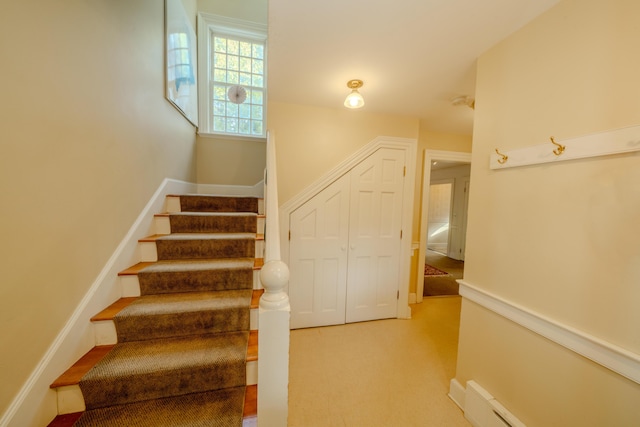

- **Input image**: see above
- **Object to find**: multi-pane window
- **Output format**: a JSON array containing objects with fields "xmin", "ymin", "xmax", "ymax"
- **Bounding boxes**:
[{"xmin": 211, "ymin": 34, "xmax": 265, "ymax": 137}]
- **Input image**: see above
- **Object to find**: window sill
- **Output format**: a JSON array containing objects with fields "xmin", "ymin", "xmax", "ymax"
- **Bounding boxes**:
[{"xmin": 197, "ymin": 132, "xmax": 267, "ymax": 143}]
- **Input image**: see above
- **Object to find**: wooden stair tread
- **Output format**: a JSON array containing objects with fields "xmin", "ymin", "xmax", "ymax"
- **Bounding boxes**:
[
  {"xmin": 251, "ymin": 289, "xmax": 264, "ymax": 309},
  {"xmin": 93, "ymin": 290, "xmax": 263, "ymax": 321},
  {"xmin": 140, "ymin": 233, "xmax": 260, "ymax": 242},
  {"xmin": 118, "ymin": 262, "xmax": 154, "ymax": 276},
  {"xmin": 248, "ymin": 330, "xmax": 258, "ymax": 362},
  {"xmin": 50, "ymin": 345, "xmax": 114, "ymax": 388},
  {"xmin": 51, "ymin": 331, "xmax": 258, "ymax": 388},
  {"xmin": 47, "ymin": 385, "xmax": 258, "ymax": 426},
  {"xmin": 121, "ymin": 258, "xmax": 263, "ymax": 276},
  {"xmin": 138, "ymin": 234, "xmax": 164, "ymax": 242},
  {"xmin": 244, "ymin": 384, "xmax": 257, "ymax": 418},
  {"xmin": 90, "ymin": 297, "xmax": 136, "ymax": 321}
]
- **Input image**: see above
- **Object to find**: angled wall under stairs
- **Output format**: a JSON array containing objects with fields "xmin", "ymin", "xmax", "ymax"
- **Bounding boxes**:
[{"xmin": 48, "ymin": 195, "xmax": 265, "ymax": 427}]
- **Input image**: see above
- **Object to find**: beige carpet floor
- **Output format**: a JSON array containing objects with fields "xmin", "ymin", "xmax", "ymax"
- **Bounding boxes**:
[{"xmin": 288, "ymin": 297, "xmax": 470, "ymax": 426}]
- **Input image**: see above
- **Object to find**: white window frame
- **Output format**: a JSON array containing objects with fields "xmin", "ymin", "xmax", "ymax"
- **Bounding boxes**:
[{"xmin": 197, "ymin": 13, "xmax": 267, "ymax": 139}]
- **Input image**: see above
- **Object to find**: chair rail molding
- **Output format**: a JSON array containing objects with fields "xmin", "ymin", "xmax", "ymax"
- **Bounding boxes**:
[{"xmin": 459, "ymin": 280, "xmax": 640, "ymax": 385}]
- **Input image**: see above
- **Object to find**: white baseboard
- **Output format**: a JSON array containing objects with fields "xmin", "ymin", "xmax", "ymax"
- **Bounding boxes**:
[
  {"xmin": 449, "ymin": 379, "xmax": 526, "ymax": 427},
  {"xmin": 196, "ymin": 181, "xmax": 264, "ymax": 197},
  {"xmin": 458, "ymin": 280, "xmax": 640, "ymax": 385},
  {"xmin": 0, "ymin": 179, "xmax": 196, "ymax": 427},
  {"xmin": 448, "ymin": 378, "xmax": 466, "ymax": 410},
  {"xmin": 408, "ymin": 293, "xmax": 417, "ymax": 304}
]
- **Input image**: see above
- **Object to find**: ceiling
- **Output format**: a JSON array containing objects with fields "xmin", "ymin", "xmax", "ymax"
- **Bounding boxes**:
[{"xmin": 268, "ymin": 0, "xmax": 560, "ymax": 135}]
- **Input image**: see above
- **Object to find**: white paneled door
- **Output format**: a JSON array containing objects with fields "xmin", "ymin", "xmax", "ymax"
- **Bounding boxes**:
[
  {"xmin": 346, "ymin": 148, "xmax": 405, "ymax": 323},
  {"xmin": 289, "ymin": 148, "xmax": 405, "ymax": 328},
  {"xmin": 289, "ymin": 176, "xmax": 350, "ymax": 328}
]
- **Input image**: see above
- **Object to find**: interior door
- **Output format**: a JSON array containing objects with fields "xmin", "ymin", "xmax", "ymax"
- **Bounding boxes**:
[
  {"xmin": 289, "ymin": 175, "xmax": 350, "ymax": 328},
  {"xmin": 346, "ymin": 148, "xmax": 405, "ymax": 323}
]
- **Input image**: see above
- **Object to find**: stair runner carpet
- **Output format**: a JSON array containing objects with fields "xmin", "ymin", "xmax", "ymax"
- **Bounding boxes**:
[{"xmin": 72, "ymin": 195, "xmax": 259, "ymax": 426}]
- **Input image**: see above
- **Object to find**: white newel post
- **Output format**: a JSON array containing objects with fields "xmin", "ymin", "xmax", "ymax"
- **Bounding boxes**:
[{"xmin": 258, "ymin": 132, "xmax": 290, "ymax": 426}]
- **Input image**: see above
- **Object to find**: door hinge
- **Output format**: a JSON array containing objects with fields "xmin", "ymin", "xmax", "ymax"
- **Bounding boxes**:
[
  {"xmin": 400, "ymin": 230, "xmax": 403, "ymax": 239},
  {"xmin": 403, "ymin": 166, "xmax": 406, "ymax": 177},
  {"xmin": 397, "ymin": 290, "xmax": 400, "ymax": 300},
  {"xmin": 288, "ymin": 230, "xmax": 291, "ymax": 240}
]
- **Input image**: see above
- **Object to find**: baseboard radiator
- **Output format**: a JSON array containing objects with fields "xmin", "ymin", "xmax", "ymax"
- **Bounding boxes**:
[{"xmin": 464, "ymin": 381, "xmax": 526, "ymax": 427}]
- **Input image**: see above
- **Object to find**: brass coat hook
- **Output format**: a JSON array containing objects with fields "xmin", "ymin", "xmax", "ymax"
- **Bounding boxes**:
[
  {"xmin": 495, "ymin": 148, "xmax": 508, "ymax": 164},
  {"xmin": 550, "ymin": 136, "xmax": 565, "ymax": 156}
]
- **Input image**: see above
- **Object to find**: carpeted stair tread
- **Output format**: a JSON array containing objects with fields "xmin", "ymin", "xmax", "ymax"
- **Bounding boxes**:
[
  {"xmin": 155, "ymin": 234, "xmax": 255, "ymax": 260},
  {"xmin": 47, "ymin": 385, "xmax": 258, "ymax": 427},
  {"xmin": 137, "ymin": 258, "xmax": 254, "ymax": 294},
  {"xmin": 114, "ymin": 290, "xmax": 252, "ymax": 342},
  {"xmin": 179, "ymin": 195, "xmax": 259, "ymax": 213},
  {"xmin": 79, "ymin": 332, "xmax": 248, "ymax": 409},
  {"xmin": 168, "ymin": 212, "xmax": 258, "ymax": 234},
  {"xmin": 51, "ymin": 331, "xmax": 258, "ymax": 389},
  {"xmin": 74, "ymin": 386, "xmax": 246, "ymax": 427}
]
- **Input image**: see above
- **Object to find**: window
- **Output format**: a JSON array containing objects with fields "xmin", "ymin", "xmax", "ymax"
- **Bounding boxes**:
[{"xmin": 198, "ymin": 14, "xmax": 267, "ymax": 138}]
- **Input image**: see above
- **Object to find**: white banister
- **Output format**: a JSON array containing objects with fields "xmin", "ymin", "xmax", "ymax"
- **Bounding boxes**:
[{"xmin": 258, "ymin": 131, "xmax": 290, "ymax": 426}]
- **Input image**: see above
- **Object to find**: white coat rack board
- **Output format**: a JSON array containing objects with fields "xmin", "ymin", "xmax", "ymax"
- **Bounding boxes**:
[{"xmin": 490, "ymin": 124, "xmax": 640, "ymax": 170}]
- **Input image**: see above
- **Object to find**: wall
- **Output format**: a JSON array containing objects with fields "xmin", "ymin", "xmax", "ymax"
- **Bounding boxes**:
[
  {"xmin": 268, "ymin": 101, "xmax": 420, "ymax": 204},
  {"xmin": 456, "ymin": 0, "xmax": 640, "ymax": 425},
  {"xmin": 196, "ymin": 0, "xmax": 268, "ymax": 187},
  {"xmin": 0, "ymin": 1, "xmax": 196, "ymax": 425}
]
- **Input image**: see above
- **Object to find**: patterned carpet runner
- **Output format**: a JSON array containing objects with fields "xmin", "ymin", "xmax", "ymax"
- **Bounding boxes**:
[{"xmin": 74, "ymin": 195, "xmax": 259, "ymax": 426}]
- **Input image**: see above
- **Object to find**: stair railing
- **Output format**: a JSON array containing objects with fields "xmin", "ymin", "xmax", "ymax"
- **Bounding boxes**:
[{"xmin": 258, "ymin": 131, "xmax": 290, "ymax": 426}]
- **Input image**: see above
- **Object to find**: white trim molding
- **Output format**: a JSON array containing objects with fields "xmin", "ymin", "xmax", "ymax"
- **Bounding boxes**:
[
  {"xmin": 416, "ymin": 150, "xmax": 472, "ymax": 302},
  {"xmin": 458, "ymin": 280, "xmax": 640, "ymax": 385}
]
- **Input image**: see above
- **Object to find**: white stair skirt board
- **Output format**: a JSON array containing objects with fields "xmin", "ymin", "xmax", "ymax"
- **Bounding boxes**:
[
  {"xmin": 0, "ymin": 179, "xmax": 198, "ymax": 427},
  {"xmin": 459, "ymin": 281, "xmax": 640, "ymax": 385},
  {"xmin": 55, "ymin": 361, "xmax": 258, "ymax": 415}
]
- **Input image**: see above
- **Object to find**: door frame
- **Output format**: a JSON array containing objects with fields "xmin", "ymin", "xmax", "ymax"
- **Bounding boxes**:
[
  {"xmin": 416, "ymin": 150, "xmax": 472, "ymax": 303},
  {"xmin": 280, "ymin": 136, "xmax": 417, "ymax": 320}
]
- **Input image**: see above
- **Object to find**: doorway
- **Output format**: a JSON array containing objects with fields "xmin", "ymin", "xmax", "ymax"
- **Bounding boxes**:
[{"xmin": 416, "ymin": 150, "xmax": 472, "ymax": 303}]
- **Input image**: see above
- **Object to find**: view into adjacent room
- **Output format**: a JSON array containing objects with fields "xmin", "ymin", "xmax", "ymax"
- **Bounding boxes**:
[{"xmin": 424, "ymin": 161, "xmax": 470, "ymax": 297}]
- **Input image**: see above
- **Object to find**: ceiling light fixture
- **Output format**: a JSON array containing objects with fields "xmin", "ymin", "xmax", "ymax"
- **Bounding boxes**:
[
  {"xmin": 344, "ymin": 79, "xmax": 365, "ymax": 109},
  {"xmin": 450, "ymin": 95, "xmax": 475, "ymax": 109}
]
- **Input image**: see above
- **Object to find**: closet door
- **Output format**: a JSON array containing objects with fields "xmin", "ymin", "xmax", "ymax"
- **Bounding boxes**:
[
  {"xmin": 346, "ymin": 148, "xmax": 405, "ymax": 323},
  {"xmin": 289, "ymin": 175, "xmax": 350, "ymax": 328}
]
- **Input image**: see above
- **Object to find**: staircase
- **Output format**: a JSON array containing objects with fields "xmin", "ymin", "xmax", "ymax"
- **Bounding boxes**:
[{"xmin": 48, "ymin": 195, "xmax": 265, "ymax": 427}]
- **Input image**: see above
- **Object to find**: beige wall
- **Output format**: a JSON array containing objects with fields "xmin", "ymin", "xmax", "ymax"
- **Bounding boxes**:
[
  {"xmin": 195, "ymin": 0, "xmax": 267, "ymax": 186},
  {"xmin": 268, "ymin": 101, "xmax": 420, "ymax": 204},
  {"xmin": 197, "ymin": 0, "xmax": 267, "ymax": 24},
  {"xmin": 197, "ymin": 136, "xmax": 266, "ymax": 185},
  {"xmin": 457, "ymin": 0, "xmax": 640, "ymax": 425},
  {"xmin": 0, "ymin": 0, "xmax": 196, "ymax": 422}
]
